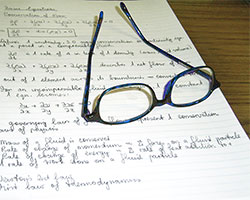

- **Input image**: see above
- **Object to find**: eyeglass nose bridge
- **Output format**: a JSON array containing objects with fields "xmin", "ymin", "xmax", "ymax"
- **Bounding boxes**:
[{"xmin": 163, "ymin": 79, "xmax": 173, "ymax": 99}]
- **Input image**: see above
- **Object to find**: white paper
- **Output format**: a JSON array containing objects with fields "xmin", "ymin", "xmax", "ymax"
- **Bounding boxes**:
[{"xmin": 0, "ymin": 0, "xmax": 250, "ymax": 199}]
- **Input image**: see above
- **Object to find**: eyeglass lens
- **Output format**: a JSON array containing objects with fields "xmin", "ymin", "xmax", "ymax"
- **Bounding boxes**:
[
  {"xmin": 99, "ymin": 85, "xmax": 154, "ymax": 123},
  {"xmin": 171, "ymin": 67, "xmax": 213, "ymax": 105}
]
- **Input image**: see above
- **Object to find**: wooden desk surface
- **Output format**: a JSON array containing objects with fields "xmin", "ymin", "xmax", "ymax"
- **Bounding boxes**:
[{"xmin": 168, "ymin": 0, "xmax": 250, "ymax": 137}]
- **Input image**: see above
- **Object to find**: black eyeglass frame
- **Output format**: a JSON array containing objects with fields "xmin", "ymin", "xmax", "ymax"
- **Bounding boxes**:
[{"xmin": 81, "ymin": 2, "xmax": 220, "ymax": 125}]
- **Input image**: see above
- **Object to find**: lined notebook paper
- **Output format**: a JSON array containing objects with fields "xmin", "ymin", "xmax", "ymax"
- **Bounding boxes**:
[{"xmin": 0, "ymin": 0, "xmax": 249, "ymax": 199}]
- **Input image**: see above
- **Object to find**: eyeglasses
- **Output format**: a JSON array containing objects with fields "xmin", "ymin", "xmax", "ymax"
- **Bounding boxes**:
[{"xmin": 81, "ymin": 2, "xmax": 220, "ymax": 125}]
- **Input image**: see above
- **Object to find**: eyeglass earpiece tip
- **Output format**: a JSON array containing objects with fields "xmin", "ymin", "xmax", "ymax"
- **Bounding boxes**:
[
  {"xmin": 120, "ymin": 2, "xmax": 127, "ymax": 11},
  {"xmin": 99, "ymin": 11, "xmax": 104, "ymax": 19}
]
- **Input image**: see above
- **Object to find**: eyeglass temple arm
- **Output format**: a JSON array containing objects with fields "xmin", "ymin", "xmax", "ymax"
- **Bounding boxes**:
[
  {"xmin": 120, "ymin": 2, "xmax": 194, "ymax": 69},
  {"xmin": 120, "ymin": 2, "xmax": 220, "ymax": 89},
  {"xmin": 82, "ymin": 11, "xmax": 103, "ymax": 119}
]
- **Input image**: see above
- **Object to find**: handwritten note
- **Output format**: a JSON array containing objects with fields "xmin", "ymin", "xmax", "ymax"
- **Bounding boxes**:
[{"xmin": 0, "ymin": 0, "xmax": 249, "ymax": 199}]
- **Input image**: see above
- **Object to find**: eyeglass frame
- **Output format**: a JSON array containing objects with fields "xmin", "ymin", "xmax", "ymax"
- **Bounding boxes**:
[{"xmin": 81, "ymin": 2, "xmax": 220, "ymax": 125}]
